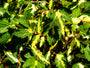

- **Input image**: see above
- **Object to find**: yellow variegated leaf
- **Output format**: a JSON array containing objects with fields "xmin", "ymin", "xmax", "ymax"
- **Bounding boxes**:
[
  {"xmin": 72, "ymin": 18, "xmax": 81, "ymax": 24},
  {"xmin": 4, "ymin": 3, "xmax": 9, "ymax": 9},
  {"xmin": 26, "ymin": 27, "xmax": 33, "ymax": 33},
  {"xmin": 31, "ymin": 4, "xmax": 38, "ymax": 14},
  {"xmin": 6, "ymin": 51, "xmax": 20, "ymax": 64},
  {"xmin": 79, "ymin": 15, "xmax": 90, "ymax": 22},
  {"xmin": 26, "ymin": 36, "xmax": 32, "ymax": 45},
  {"xmin": 6, "ymin": 38, "xmax": 12, "ymax": 43},
  {"xmin": 67, "ymin": 46, "xmax": 72, "ymax": 56},
  {"xmin": 49, "ymin": 40, "xmax": 58, "ymax": 50},
  {"xmin": 78, "ymin": 63, "xmax": 84, "ymax": 68},
  {"xmin": 56, "ymin": 10, "xmax": 65, "ymax": 35},
  {"xmin": 40, "ymin": 37, "xmax": 45, "ymax": 47},
  {"xmin": 38, "ymin": 18, "xmax": 41, "ymax": 33},
  {"xmin": 78, "ymin": 0, "xmax": 85, "ymax": 5},
  {"xmin": 32, "ymin": 35, "xmax": 40, "ymax": 47},
  {"xmin": 29, "ymin": 20, "xmax": 38, "ymax": 24},
  {"xmin": 65, "ymin": 27, "xmax": 70, "ymax": 40},
  {"xmin": 45, "ymin": 11, "xmax": 49, "ymax": 17},
  {"xmin": 67, "ymin": 39, "xmax": 75, "ymax": 56},
  {"xmin": 43, "ymin": 30, "xmax": 49, "ymax": 36},
  {"xmin": 70, "ymin": 39, "xmax": 76, "ymax": 46},
  {"xmin": 71, "ymin": 0, "xmax": 85, "ymax": 10},
  {"xmin": 72, "ymin": 63, "xmax": 84, "ymax": 68},
  {"xmin": 73, "ymin": 0, "xmax": 77, "ymax": 2},
  {"xmin": 83, "ymin": 16, "xmax": 90, "ymax": 22},
  {"xmin": 34, "ymin": 60, "xmax": 38, "ymax": 66},
  {"xmin": 67, "ymin": 55, "xmax": 74, "ymax": 62},
  {"xmin": 31, "ymin": 46, "xmax": 50, "ymax": 64},
  {"xmin": 49, "ymin": 0, "xmax": 53, "ymax": 9},
  {"xmin": 46, "ymin": 51, "xmax": 51, "ymax": 61},
  {"xmin": 55, "ymin": 54, "xmax": 66, "ymax": 68},
  {"xmin": 75, "ymin": 38, "xmax": 80, "ymax": 48}
]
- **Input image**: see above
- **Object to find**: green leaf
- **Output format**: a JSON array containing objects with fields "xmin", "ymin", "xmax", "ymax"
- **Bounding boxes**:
[
  {"xmin": 0, "ymin": 7, "xmax": 6, "ymax": 16},
  {"xmin": 23, "ymin": 8, "xmax": 32, "ymax": 20},
  {"xmin": 49, "ymin": 10, "xmax": 71, "ymax": 30},
  {"xmin": 13, "ymin": 29, "xmax": 32, "ymax": 38},
  {"xmin": 0, "ymin": 18, "xmax": 10, "ymax": 27},
  {"xmin": 0, "ymin": 32, "xmax": 10, "ymax": 44},
  {"xmin": 55, "ymin": 53, "xmax": 66, "ymax": 68},
  {"xmin": 63, "ymin": 1, "xmax": 72, "ymax": 8},
  {"xmin": 0, "ymin": 27, "xmax": 8, "ymax": 33},
  {"xmin": 23, "ymin": 57, "xmax": 45, "ymax": 68},
  {"xmin": 72, "ymin": 63, "xmax": 84, "ymax": 68},
  {"xmin": 49, "ymin": 11, "xmax": 56, "ymax": 19},
  {"xmin": 31, "ymin": 46, "xmax": 50, "ymax": 65},
  {"xmin": 18, "ymin": 17, "xmax": 29, "ymax": 28},
  {"xmin": 0, "ymin": 19, "xmax": 9, "ymax": 33},
  {"xmin": 72, "ymin": 7, "xmax": 81, "ymax": 17},
  {"xmin": 79, "ymin": 23, "xmax": 90, "ymax": 35},
  {"xmin": 84, "ymin": 46, "xmax": 90, "ymax": 61},
  {"xmin": 49, "ymin": 10, "xmax": 70, "ymax": 37},
  {"xmin": 75, "ymin": 53, "xmax": 85, "ymax": 58},
  {"xmin": 79, "ymin": 1, "xmax": 90, "ymax": 11},
  {"xmin": 24, "ymin": 52, "xmax": 31, "ymax": 58},
  {"xmin": 58, "ymin": 29, "xmax": 62, "ymax": 39},
  {"xmin": 60, "ymin": 10, "xmax": 72, "ymax": 23},
  {"xmin": 80, "ymin": 40, "xmax": 90, "ymax": 45},
  {"xmin": 54, "ymin": 10, "xmax": 66, "ymax": 36},
  {"xmin": 6, "ymin": 51, "xmax": 19, "ymax": 64},
  {"xmin": 47, "ymin": 34, "xmax": 52, "ymax": 46}
]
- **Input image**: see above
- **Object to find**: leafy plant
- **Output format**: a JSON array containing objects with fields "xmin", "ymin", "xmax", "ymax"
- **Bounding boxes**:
[{"xmin": 0, "ymin": 0, "xmax": 90, "ymax": 68}]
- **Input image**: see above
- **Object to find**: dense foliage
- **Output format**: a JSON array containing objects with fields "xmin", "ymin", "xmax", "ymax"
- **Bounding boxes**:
[{"xmin": 0, "ymin": 0, "xmax": 90, "ymax": 68}]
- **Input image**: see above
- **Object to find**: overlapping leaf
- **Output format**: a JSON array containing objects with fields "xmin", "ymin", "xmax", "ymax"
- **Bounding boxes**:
[
  {"xmin": 6, "ymin": 51, "xmax": 19, "ymax": 64},
  {"xmin": 84, "ymin": 46, "xmax": 90, "ymax": 61},
  {"xmin": 0, "ymin": 32, "xmax": 10, "ymax": 44},
  {"xmin": 31, "ymin": 46, "xmax": 50, "ymax": 65},
  {"xmin": 72, "ymin": 63, "xmax": 84, "ymax": 68},
  {"xmin": 23, "ymin": 57, "xmax": 45, "ymax": 68},
  {"xmin": 55, "ymin": 53, "xmax": 66, "ymax": 68},
  {"xmin": 13, "ymin": 29, "xmax": 33, "ymax": 38}
]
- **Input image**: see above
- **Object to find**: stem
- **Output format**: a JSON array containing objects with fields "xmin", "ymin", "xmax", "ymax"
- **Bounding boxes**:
[
  {"xmin": 49, "ymin": 50, "xmax": 57, "ymax": 55},
  {"xmin": 2, "ymin": 54, "xmax": 6, "ymax": 60},
  {"xmin": 63, "ymin": 32, "xmax": 80, "ymax": 48},
  {"xmin": 34, "ymin": 32, "xmax": 46, "ymax": 38},
  {"xmin": 41, "ymin": 9, "xmax": 56, "ymax": 13},
  {"xmin": 17, "ymin": 51, "xmax": 21, "ymax": 67},
  {"xmin": 28, "ymin": 1, "xmax": 49, "ymax": 4},
  {"xmin": 81, "ymin": 20, "xmax": 90, "ymax": 23},
  {"xmin": 0, "ymin": 55, "xmax": 7, "ymax": 68}
]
